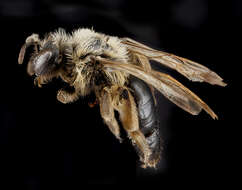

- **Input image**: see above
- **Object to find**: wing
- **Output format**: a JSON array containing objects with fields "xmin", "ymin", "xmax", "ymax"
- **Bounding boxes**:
[
  {"xmin": 121, "ymin": 38, "xmax": 226, "ymax": 87},
  {"xmin": 135, "ymin": 53, "xmax": 157, "ymax": 105},
  {"xmin": 99, "ymin": 57, "xmax": 218, "ymax": 119}
]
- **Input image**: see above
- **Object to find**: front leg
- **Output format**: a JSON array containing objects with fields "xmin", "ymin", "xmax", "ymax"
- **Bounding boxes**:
[{"xmin": 57, "ymin": 88, "xmax": 80, "ymax": 104}]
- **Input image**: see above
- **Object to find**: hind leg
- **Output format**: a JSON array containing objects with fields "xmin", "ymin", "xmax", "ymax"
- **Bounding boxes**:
[{"xmin": 110, "ymin": 86, "xmax": 151, "ymax": 166}]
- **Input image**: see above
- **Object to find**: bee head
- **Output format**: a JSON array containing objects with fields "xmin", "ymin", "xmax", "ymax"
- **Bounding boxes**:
[
  {"xmin": 18, "ymin": 34, "xmax": 61, "ymax": 76},
  {"xmin": 28, "ymin": 41, "xmax": 60, "ymax": 76}
]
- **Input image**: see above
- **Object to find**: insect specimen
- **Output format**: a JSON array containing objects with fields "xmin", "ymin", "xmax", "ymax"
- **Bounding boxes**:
[{"xmin": 18, "ymin": 28, "xmax": 226, "ymax": 168}]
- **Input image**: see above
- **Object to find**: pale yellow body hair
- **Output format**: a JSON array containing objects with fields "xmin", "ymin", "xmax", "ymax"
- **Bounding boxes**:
[
  {"xmin": 18, "ymin": 27, "xmax": 226, "ymax": 168},
  {"xmin": 49, "ymin": 28, "xmax": 130, "ymax": 96}
]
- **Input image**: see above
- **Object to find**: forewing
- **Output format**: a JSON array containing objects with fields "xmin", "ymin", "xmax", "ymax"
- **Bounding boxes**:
[
  {"xmin": 121, "ymin": 38, "xmax": 226, "ymax": 87},
  {"xmin": 135, "ymin": 53, "xmax": 157, "ymax": 105},
  {"xmin": 99, "ymin": 57, "xmax": 217, "ymax": 119}
]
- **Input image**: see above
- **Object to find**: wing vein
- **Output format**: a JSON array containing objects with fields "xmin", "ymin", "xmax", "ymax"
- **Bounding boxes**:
[{"xmin": 99, "ymin": 57, "xmax": 218, "ymax": 119}]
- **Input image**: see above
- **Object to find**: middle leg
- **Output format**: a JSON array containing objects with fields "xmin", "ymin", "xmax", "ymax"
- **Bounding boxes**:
[{"xmin": 97, "ymin": 87, "xmax": 122, "ymax": 142}]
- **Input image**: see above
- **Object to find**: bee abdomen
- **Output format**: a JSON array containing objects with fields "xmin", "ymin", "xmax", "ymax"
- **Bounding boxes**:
[{"xmin": 129, "ymin": 76, "xmax": 162, "ymax": 167}]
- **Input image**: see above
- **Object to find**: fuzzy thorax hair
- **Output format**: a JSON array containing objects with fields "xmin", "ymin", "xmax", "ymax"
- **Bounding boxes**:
[{"xmin": 43, "ymin": 28, "xmax": 130, "ymax": 96}]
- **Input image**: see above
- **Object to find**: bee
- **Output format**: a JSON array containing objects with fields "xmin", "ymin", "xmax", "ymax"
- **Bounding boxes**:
[{"xmin": 18, "ymin": 28, "xmax": 226, "ymax": 168}]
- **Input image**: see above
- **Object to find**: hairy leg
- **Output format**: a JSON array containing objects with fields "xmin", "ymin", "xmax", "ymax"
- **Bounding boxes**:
[
  {"xmin": 57, "ymin": 88, "xmax": 80, "ymax": 104},
  {"xmin": 97, "ymin": 88, "xmax": 122, "ymax": 142},
  {"xmin": 111, "ymin": 86, "xmax": 151, "ymax": 166}
]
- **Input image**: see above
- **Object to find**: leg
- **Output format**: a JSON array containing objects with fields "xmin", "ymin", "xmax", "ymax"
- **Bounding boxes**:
[
  {"xmin": 97, "ymin": 88, "xmax": 122, "ymax": 142},
  {"xmin": 111, "ymin": 86, "xmax": 151, "ymax": 166},
  {"xmin": 57, "ymin": 88, "xmax": 80, "ymax": 104}
]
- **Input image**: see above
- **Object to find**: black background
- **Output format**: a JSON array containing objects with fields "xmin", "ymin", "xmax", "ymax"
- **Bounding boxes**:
[{"xmin": 0, "ymin": 0, "xmax": 239, "ymax": 187}]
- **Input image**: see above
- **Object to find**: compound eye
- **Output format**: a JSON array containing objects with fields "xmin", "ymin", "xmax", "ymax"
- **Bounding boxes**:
[
  {"xmin": 27, "ymin": 49, "xmax": 59, "ymax": 76},
  {"xmin": 33, "ymin": 51, "xmax": 52, "ymax": 75}
]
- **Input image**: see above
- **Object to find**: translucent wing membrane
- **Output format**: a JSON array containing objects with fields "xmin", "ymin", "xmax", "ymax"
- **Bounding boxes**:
[
  {"xmin": 99, "ymin": 57, "xmax": 218, "ymax": 119},
  {"xmin": 121, "ymin": 38, "xmax": 226, "ymax": 87}
]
